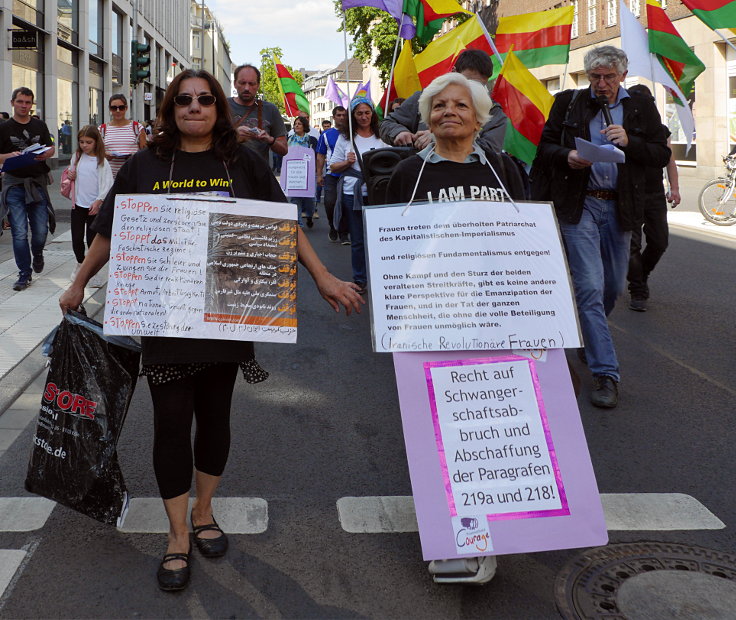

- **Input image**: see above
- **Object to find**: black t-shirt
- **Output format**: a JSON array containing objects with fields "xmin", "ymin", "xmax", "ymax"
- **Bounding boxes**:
[
  {"xmin": 0, "ymin": 117, "xmax": 53, "ymax": 177},
  {"xmin": 384, "ymin": 154, "xmax": 525, "ymax": 205},
  {"xmin": 93, "ymin": 145, "xmax": 287, "ymax": 365}
]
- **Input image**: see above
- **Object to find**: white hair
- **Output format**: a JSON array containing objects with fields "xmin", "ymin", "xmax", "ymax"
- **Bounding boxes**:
[{"xmin": 418, "ymin": 73, "xmax": 491, "ymax": 130}]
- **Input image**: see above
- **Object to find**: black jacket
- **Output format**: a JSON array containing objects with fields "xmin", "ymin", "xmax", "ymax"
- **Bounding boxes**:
[{"xmin": 533, "ymin": 87, "xmax": 670, "ymax": 231}]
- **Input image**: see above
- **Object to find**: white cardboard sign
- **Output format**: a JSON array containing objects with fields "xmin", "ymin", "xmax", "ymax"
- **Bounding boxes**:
[
  {"xmin": 105, "ymin": 194, "xmax": 298, "ymax": 343},
  {"xmin": 364, "ymin": 200, "xmax": 581, "ymax": 353}
]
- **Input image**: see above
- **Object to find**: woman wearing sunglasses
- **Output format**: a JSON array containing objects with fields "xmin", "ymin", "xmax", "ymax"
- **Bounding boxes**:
[
  {"xmin": 59, "ymin": 69, "xmax": 364, "ymax": 592},
  {"xmin": 100, "ymin": 94, "xmax": 147, "ymax": 177}
]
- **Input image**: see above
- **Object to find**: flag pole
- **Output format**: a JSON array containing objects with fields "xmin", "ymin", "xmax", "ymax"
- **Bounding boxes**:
[
  {"xmin": 476, "ymin": 13, "xmax": 503, "ymax": 66},
  {"xmin": 384, "ymin": 22, "xmax": 403, "ymax": 115},
  {"xmin": 713, "ymin": 28, "xmax": 736, "ymax": 54},
  {"xmin": 342, "ymin": 11, "xmax": 354, "ymax": 139},
  {"xmin": 561, "ymin": 63, "xmax": 569, "ymax": 91}
]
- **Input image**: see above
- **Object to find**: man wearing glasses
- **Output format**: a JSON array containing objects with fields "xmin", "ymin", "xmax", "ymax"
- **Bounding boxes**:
[
  {"xmin": 534, "ymin": 46, "xmax": 670, "ymax": 409},
  {"xmin": 228, "ymin": 64, "xmax": 287, "ymax": 162}
]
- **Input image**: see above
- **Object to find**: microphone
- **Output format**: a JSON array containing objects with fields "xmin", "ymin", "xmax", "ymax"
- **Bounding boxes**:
[{"xmin": 596, "ymin": 95, "xmax": 613, "ymax": 126}]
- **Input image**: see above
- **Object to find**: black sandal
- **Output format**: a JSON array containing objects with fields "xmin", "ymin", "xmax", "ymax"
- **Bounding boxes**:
[
  {"xmin": 191, "ymin": 515, "xmax": 228, "ymax": 558},
  {"xmin": 157, "ymin": 548, "xmax": 191, "ymax": 592}
]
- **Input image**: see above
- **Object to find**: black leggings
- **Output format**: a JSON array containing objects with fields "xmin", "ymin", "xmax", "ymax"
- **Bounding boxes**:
[
  {"xmin": 71, "ymin": 207, "xmax": 97, "ymax": 264},
  {"xmin": 149, "ymin": 363, "xmax": 239, "ymax": 500}
]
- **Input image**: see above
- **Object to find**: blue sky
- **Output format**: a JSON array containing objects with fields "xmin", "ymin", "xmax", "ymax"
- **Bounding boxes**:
[{"xmin": 205, "ymin": 0, "xmax": 355, "ymax": 73}]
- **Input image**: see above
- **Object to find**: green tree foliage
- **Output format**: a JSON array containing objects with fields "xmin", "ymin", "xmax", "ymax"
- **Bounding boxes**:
[
  {"xmin": 258, "ymin": 47, "xmax": 304, "ymax": 115},
  {"xmin": 335, "ymin": 4, "xmax": 406, "ymax": 82}
]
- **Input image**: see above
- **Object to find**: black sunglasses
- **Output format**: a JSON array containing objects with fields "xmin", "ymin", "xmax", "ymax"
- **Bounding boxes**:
[
  {"xmin": 174, "ymin": 94, "xmax": 216, "ymax": 107},
  {"xmin": 109, "ymin": 105, "xmax": 127, "ymax": 111}
]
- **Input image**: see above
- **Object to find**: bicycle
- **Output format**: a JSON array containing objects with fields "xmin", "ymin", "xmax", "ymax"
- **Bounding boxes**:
[{"xmin": 698, "ymin": 155, "xmax": 736, "ymax": 226}]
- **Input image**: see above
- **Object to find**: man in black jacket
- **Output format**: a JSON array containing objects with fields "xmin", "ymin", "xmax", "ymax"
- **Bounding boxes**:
[{"xmin": 534, "ymin": 46, "xmax": 670, "ymax": 409}]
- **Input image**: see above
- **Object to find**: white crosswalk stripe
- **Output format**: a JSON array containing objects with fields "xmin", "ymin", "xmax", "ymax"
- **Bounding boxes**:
[
  {"xmin": 336, "ymin": 493, "xmax": 725, "ymax": 533},
  {"xmin": 0, "ymin": 496, "xmax": 268, "ymax": 534},
  {"xmin": 119, "ymin": 497, "xmax": 268, "ymax": 533},
  {"xmin": 0, "ymin": 550, "xmax": 26, "ymax": 602},
  {"xmin": 0, "ymin": 498, "xmax": 55, "ymax": 532}
]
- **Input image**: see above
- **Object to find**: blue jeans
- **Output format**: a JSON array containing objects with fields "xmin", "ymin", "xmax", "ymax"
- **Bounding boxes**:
[
  {"xmin": 343, "ymin": 193, "xmax": 366, "ymax": 285},
  {"xmin": 290, "ymin": 197, "xmax": 314, "ymax": 228},
  {"xmin": 558, "ymin": 197, "xmax": 631, "ymax": 382},
  {"xmin": 6, "ymin": 185, "xmax": 49, "ymax": 277}
]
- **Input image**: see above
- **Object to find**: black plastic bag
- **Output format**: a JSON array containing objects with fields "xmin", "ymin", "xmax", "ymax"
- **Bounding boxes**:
[{"xmin": 25, "ymin": 310, "xmax": 141, "ymax": 526}]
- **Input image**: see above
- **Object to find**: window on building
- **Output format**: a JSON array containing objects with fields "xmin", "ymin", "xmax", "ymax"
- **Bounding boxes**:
[
  {"xmin": 12, "ymin": 0, "xmax": 44, "ymax": 27},
  {"xmin": 630, "ymin": 0, "xmax": 641, "ymax": 17},
  {"xmin": 546, "ymin": 77, "xmax": 561, "ymax": 94},
  {"xmin": 607, "ymin": 0, "xmax": 616, "ymax": 25},
  {"xmin": 111, "ymin": 11, "xmax": 122, "ymax": 56},
  {"xmin": 193, "ymin": 34, "xmax": 200, "ymax": 50},
  {"xmin": 88, "ymin": 0, "xmax": 102, "ymax": 55},
  {"xmin": 588, "ymin": 0, "xmax": 597, "ymax": 32},
  {"xmin": 57, "ymin": 0, "xmax": 78, "ymax": 46},
  {"xmin": 572, "ymin": 0, "xmax": 579, "ymax": 38}
]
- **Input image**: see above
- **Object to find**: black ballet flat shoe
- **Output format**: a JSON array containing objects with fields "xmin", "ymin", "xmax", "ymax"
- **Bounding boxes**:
[
  {"xmin": 191, "ymin": 516, "xmax": 228, "ymax": 558},
  {"xmin": 157, "ymin": 549, "xmax": 191, "ymax": 592}
]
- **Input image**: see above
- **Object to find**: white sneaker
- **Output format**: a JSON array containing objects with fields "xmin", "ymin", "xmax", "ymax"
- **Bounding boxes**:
[
  {"xmin": 89, "ymin": 273, "xmax": 106, "ymax": 288},
  {"xmin": 70, "ymin": 264, "xmax": 81, "ymax": 283},
  {"xmin": 428, "ymin": 556, "xmax": 497, "ymax": 585}
]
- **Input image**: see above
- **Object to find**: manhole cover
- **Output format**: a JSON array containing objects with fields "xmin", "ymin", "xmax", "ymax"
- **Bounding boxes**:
[{"xmin": 555, "ymin": 542, "xmax": 736, "ymax": 619}]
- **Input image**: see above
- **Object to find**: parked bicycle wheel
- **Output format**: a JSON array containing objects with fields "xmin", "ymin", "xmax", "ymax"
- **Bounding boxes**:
[{"xmin": 698, "ymin": 179, "xmax": 736, "ymax": 226}]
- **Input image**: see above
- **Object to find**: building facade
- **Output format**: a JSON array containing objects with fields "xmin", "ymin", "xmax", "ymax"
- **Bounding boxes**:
[
  {"xmin": 0, "ymin": 0, "xmax": 192, "ymax": 165},
  {"xmin": 190, "ymin": 1, "xmax": 233, "ymax": 93},
  {"xmin": 302, "ymin": 58, "xmax": 363, "ymax": 127}
]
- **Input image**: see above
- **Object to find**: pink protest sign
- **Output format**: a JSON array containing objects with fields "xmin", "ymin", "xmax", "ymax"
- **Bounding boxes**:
[
  {"xmin": 393, "ymin": 349, "xmax": 607, "ymax": 560},
  {"xmin": 280, "ymin": 145, "xmax": 315, "ymax": 198}
]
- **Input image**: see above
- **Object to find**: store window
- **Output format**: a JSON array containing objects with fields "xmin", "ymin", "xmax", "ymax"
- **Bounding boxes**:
[
  {"xmin": 11, "ymin": 30, "xmax": 44, "ymax": 118},
  {"xmin": 57, "ymin": 79, "xmax": 75, "ymax": 157},
  {"xmin": 89, "ymin": 88, "xmax": 103, "ymax": 126},
  {"xmin": 56, "ymin": 43, "xmax": 78, "ymax": 160}
]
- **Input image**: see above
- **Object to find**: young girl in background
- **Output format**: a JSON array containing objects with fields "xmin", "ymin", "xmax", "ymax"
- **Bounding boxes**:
[{"xmin": 65, "ymin": 125, "xmax": 114, "ymax": 286}]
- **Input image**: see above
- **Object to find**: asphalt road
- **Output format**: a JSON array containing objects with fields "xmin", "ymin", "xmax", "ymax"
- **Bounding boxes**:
[{"xmin": 0, "ymin": 198, "xmax": 734, "ymax": 618}]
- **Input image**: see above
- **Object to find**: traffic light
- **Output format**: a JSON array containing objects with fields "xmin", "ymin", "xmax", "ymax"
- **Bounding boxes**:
[{"xmin": 131, "ymin": 40, "xmax": 150, "ymax": 85}]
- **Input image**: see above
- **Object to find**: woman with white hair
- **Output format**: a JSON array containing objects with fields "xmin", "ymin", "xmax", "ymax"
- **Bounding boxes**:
[
  {"xmin": 385, "ymin": 72, "xmax": 524, "ymax": 205},
  {"xmin": 383, "ymin": 71, "xmax": 525, "ymax": 586}
]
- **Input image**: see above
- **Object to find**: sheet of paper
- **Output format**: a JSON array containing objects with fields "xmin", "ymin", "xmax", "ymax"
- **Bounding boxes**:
[
  {"xmin": 574, "ymin": 137, "xmax": 625, "ymax": 163},
  {"xmin": 21, "ymin": 144, "xmax": 52, "ymax": 155}
]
